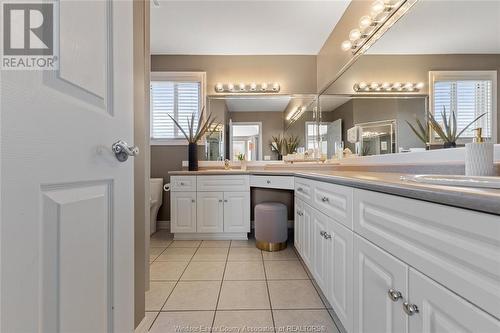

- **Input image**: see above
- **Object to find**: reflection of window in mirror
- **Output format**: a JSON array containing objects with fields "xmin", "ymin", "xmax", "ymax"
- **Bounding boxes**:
[
  {"xmin": 305, "ymin": 122, "xmax": 328, "ymax": 155},
  {"xmin": 230, "ymin": 122, "xmax": 262, "ymax": 161},
  {"xmin": 429, "ymin": 71, "xmax": 497, "ymax": 143},
  {"xmin": 150, "ymin": 72, "xmax": 206, "ymax": 145}
]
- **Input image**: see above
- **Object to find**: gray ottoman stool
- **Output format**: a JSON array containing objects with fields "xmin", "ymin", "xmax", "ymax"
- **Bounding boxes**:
[{"xmin": 254, "ymin": 202, "xmax": 288, "ymax": 252}]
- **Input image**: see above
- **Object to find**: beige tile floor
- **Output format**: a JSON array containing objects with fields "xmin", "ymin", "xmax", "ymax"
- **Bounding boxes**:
[{"xmin": 146, "ymin": 230, "xmax": 340, "ymax": 333}]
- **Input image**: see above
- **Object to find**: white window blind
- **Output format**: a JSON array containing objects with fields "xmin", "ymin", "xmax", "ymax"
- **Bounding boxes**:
[
  {"xmin": 433, "ymin": 79, "xmax": 492, "ymax": 139},
  {"xmin": 151, "ymin": 81, "xmax": 201, "ymax": 140},
  {"xmin": 306, "ymin": 122, "xmax": 328, "ymax": 154}
]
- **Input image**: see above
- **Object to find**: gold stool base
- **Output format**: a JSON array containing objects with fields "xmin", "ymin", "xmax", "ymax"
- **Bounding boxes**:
[{"xmin": 256, "ymin": 240, "xmax": 287, "ymax": 252}]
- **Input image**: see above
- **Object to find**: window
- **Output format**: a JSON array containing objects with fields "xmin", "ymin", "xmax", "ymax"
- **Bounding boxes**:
[
  {"xmin": 430, "ymin": 71, "xmax": 497, "ymax": 142},
  {"xmin": 150, "ymin": 72, "xmax": 206, "ymax": 144},
  {"xmin": 305, "ymin": 122, "xmax": 328, "ymax": 154}
]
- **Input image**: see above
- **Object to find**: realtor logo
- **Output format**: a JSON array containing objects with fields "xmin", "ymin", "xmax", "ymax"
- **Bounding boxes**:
[{"xmin": 2, "ymin": 2, "xmax": 58, "ymax": 70}]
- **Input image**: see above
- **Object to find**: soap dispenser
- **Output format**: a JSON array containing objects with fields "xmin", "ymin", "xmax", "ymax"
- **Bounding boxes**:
[{"xmin": 465, "ymin": 128, "xmax": 494, "ymax": 176}]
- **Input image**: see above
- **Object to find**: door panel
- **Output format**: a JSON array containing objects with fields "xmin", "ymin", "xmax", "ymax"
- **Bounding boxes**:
[
  {"xmin": 354, "ymin": 235, "xmax": 408, "ymax": 333},
  {"xmin": 1, "ymin": 1, "xmax": 134, "ymax": 332},
  {"xmin": 294, "ymin": 198, "xmax": 304, "ymax": 255},
  {"xmin": 224, "ymin": 192, "xmax": 250, "ymax": 233},
  {"xmin": 311, "ymin": 210, "xmax": 328, "ymax": 290},
  {"xmin": 197, "ymin": 192, "xmax": 224, "ymax": 232},
  {"xmin": 408, "ymin": 269, "xmax": 500, "ymax": 333},
  {"xmin": 171, "ymin": 192, "xmax": 197, "ymax": 233},
  {"xmin": 301, "ymin": 202, "xmax": 313, "ymax": 268}
]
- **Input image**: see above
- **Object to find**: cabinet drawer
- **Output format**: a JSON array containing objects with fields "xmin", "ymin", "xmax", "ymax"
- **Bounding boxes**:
[
  {"xmin": 311, "ymin": 181, "xmax": 353, "ymax": 229},
  {"xmin": 354, "ymin": 188, "xmax": 500, "ymax": 319},
  {"xmin": 250, "ymin": 175, "xmax": 294, "ymax": 190},
  {"xmin": 197, "ymin": 175, "xmax": 249, "ymax": 192},
  {"xmin": 295, "ymin": 177, "xmax": 313, "ymax": 205},
  {"xmin": 170, "ymin": 176, "xmax": 197, "ymax": 191}
]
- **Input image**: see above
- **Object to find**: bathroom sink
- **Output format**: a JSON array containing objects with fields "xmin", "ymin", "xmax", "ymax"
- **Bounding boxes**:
[{"xmin": 400, "ymin": 174, "xmax": 500, "ymax": 189}]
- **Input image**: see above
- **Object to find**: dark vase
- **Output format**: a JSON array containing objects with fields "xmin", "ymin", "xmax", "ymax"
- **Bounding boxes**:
[
  {"xmin": 277, "ymin": 154, "xmax": 283, "ymax": 161},
  {"xmin": 188, "ymin": 143, "xmax": 198, "ymax": 171},
  {"xmin": 443, "ymin": 142, "xmax": 456, "ymax": 149}
]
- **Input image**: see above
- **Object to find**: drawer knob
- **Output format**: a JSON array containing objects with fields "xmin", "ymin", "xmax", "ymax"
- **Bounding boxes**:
[
  {"xmin": 224, "ymin": 199, "xmax": 228, "ymax": 203},
  {"xmin": 321, "ymin": 196, "xmax": 329, "ymax": 202},
  {"xmin": 191, "ymin": 199, "xmax": 195, "ymax": 203},
  {"xmin": 324, "ymin": 232, "xmax": 332, "ymax": 240},
  {"xmin": 267, "ymin": 180, "xmax": 271, "ymax": 184},
  {"xmin": 180, "ymin": 182, "xmax": 185, "ymax": 185},
  {"xmin": 296, "ymin": 210, "xmax": 303, "ymax": 216},
  {"xmin": 320, "ymin": 231, "xmax": 326, "ymax": 236},
  {"xmin": 219, "ymin": 199, "xmax": 223, "ymax": 203},
  {"xmin": 388, "ymin": 289, "xmax": 403, "ymax": 302},
  {"xmin": 403, "ymin": 302, "xmax": 419, "ymax": 316},
  {"xmin": 297, "ymin": 187, "xmax": 303, "ymax": 192}
]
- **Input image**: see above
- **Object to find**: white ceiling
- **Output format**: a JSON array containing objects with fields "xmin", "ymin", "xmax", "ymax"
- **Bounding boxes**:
[
  {"xmin": 150, "ymin": 0, "xmax": 351, "ymax": 55},
  {"xmin": 368, "ymin": 0, "xmax": 500, "ymax": 54},
  {"xmin": 225, "ymin": 96, "xmax": 291, "ymax": 112}
]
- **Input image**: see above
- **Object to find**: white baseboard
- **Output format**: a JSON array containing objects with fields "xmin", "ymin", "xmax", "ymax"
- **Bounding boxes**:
[
  {"xmin": 156, "ymin": 220, "xmax": 170, "ymax": 230},
  {"xmin": 174, "ymin": 232, "xmax": 248, "ymax": 240},
  {"xmin": 134, "ymin": 316, "xmax": 149, "ymax": 333}
]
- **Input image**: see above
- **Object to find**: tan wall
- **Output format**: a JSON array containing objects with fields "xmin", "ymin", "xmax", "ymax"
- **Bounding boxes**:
[
  {"xmin": 151, "ymin": 55, "xmax": 317, "ymax": 222},
  {"xmin": 323, "ymin": 54, "xmax": 500, "ymax": 142},
  {"xmin": 133, "ymin": 0, "xmax": 149, "ymax": 328},
  {"xmin": 152, "ymin": 55, "xmax": 317, "ymax": 95}
]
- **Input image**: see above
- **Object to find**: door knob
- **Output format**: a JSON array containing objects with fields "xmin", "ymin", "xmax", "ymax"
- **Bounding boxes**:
[
  {"xmin": 112, "ymin": 140, "xmax": 139, "ymax": 162},
  {"xmin": 267, "ymin": 180, "xmax": 271, "ymax": 184},
  {"xmin": 321, "ymin": 196, "xmax": 329, "ymax": 202},
  {"xmin": 403, "ymin": 302, "xmax": 419, "ymax": 316},
  {"xmin": 388, "ymin": 289, "xmax": 403, "ymax": 302}
]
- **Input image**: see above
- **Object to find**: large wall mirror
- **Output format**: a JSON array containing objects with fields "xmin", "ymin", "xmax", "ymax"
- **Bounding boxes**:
[
  {"xmin": 319, "ymin": 0, "xmax": 499, "ymax": 157},
  {"xmin": 207, "ymin": 94, "xmax": 317, "ymax": 161}
]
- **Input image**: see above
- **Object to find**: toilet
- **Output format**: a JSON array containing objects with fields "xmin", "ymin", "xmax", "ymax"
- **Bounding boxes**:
[{"xmin": 150, "ymin": 178, "xmax": 164, "ymax": 235}]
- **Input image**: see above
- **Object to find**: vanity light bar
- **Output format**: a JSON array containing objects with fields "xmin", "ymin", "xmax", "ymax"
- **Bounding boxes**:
[
  {"xmin": 215, "ymin": 82, "xmax": 280, "ymax": 93},
  {"xmin": 353, "ymin": 81, "xmax": 424, "ymax": 92},
  {"xmin": 286, "ymin": 106, "xmax": 306, "ymax": 122},
  {"xmin": 341, "ymin": 0, "xmax": 403, "ymax": 53}
]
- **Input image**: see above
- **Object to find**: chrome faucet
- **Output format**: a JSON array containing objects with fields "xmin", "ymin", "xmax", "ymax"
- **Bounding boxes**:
[{"xmin": 224, "ymin": 159, "xmax": 231, "ymax": 170}]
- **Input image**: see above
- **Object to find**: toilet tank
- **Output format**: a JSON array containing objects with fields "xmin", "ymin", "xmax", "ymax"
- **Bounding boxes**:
[{"xmin": 150, "ymin": 178, "xmax": 164, "ymax": 204}]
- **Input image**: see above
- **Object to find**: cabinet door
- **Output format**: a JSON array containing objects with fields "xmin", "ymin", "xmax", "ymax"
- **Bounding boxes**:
[
  {"xmin": 408, "ymin": 268, "xmax": 500, "ymax": 333},
  {"xmin": 196, "ymin": 192, "xmax": 224, "ymax": 233},
  {"xmin": 353, "ymin": 235, "xmax": 408, "ymax": 333},
  {"xmin": 171, "ymin": 192, "xmax": 197, "ymax": 233},
  {"xmin": 324, "ymin": 216, "xmax": 354, "ymax": 333},
  {"xmin": 311, "ymin": 210, "xmax": 329, "ymax": 291},
  {"xmin": 223, "ymin": 191, "xmax": 250, "ymax": 233},
  {"xmin": 301, "ymin": 202, "xmax": 313, "ymax": 269},
  {"xmin": 294, "ymin": 199, "xmax": 304, "ymax": 255}
]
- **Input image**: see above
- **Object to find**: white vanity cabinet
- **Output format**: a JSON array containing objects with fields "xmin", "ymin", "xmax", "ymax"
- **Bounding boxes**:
[{"xmin": 170, "ymin": 175, "xmax": 250, "ymax": 239}]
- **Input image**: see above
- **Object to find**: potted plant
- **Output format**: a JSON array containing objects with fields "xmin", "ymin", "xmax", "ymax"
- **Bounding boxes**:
[
  {"xmin": 407, "ymin": 106, "xmax": 485, "ymax": 149},
  {"xmin": 284, "ymin": 135, "xmax": 300, "ymax": 155},
  {"xmin": 236, "ymin": 153, "xmax": 247, "ymax": 170},
  {"xmin": 270, "ymin": 135, "xmax": 285, "ymax": 160},
  {"xmin": 406, "ymin": 116, "xmax": 430, "ymax": 149},
  {"xmin": 167, "ymin": 107, "xmax": 220, "ymax": 171}
]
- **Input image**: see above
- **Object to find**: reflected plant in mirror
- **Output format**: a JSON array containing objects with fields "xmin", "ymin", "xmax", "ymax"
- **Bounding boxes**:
[{"xmin": 406, "ymin": 116, "xmax": 430, "ymax": 148}]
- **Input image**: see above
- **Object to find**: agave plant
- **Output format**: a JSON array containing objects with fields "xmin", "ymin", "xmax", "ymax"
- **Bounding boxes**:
[
  {"xmin": 167, "ymin": 106, "xmax": 220, "ymax": 143},
  {"xmin": 284, "ymin": 135, "xmax": 300, "ymax": 155},
  {"xmin": 406, "ymin": 116, "xmax": 430, "ymax": 145},
  {"xmin": 427, "ymin": 106, "xmax": 485, "ymax": 146}
]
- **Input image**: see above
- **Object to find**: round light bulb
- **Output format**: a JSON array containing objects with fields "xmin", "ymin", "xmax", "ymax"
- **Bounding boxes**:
[
  {"xmin": 359, "ymin": 15, "xmax": 372, "ymax": 30},
  {"xmin": 392, "ymin": 82, "xmax": 401, "ymax": 89},
  {"xmin": 370, "ymin": 82, "xmax": 379, "ymax": 89},
  {"xmin": 215, "ymin": 83, "xmax": 223, "ymax": 91},
  {"xmin": 227, "ymin": 83, "xmax": 234, "ymax": 91},
  {"xmin": 250, "ymin": 82, "xmax": 257, "ymax": 91},
  {"xmin": 358, "ymin": 82, "xmax": 368, "ymax": 89},
  {"xmin": 239, "ymin": 83, "xmax": 246, "ymax": 91},
  {"xmin": 349, "ymin": 29, "xmax": 362, "ymax": 42},
  {"xmin": 341, "ymin": 40, "xmax": 353, "ymax": 51},
  {"xmin": 404, "ymin": 82, "xmax": 414, "ymax": 89},
  {"xmin": 382, "ymin": 82, "xmax": 391, "ymax": 90},
  {"xmin": 261, "ymin": 83, "xmax": 268, "ymax": 91},
  {"xmin": 416, "ymin": 82, "xmax": 424, "ymax": 89},
  {"xmin": 272, "ymin": 82, "xmax": 280, "ymax": 91},
  {"xmin": 371, "ymin": 0, "xmax": 386, "ymax": 16}
]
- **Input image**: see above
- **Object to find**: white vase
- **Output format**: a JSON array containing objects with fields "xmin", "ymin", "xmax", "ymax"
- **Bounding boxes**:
[{"xmin": 240, "ymin": 160, "xmax": 247, "ymax": 171}]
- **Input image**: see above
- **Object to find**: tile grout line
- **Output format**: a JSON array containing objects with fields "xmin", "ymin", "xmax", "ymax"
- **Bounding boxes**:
[
  {"xmin": 209, "ymin": 240, "xmax": 231, "ymax": 333},
  {"xmin": 261, "ymin": 249, "xmax": 277, "ymax": 333},
  {"xmin": 149, "ymin": 240, "xmax": 202, "ymax": 330}
]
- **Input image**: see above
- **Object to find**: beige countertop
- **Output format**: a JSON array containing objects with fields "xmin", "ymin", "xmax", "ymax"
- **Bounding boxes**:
[{"xmin": 169, "ymin": 169, "xmax": 500, "ymax": 215}]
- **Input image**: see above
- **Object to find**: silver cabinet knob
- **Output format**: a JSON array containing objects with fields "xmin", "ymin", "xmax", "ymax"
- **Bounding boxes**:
[
  {"xmin": 180, "ymin": 182, "xmax": 185, "ymax": 186},
  {"xmin": 321, "ymin": 196, "xmax": 329, "ymax": 202},
  {"xmin": 266, "ymin": 180, "xmax": 271, "ymax": 184},
  {"xmin": 388, "ymin": 289, "xmax": 403, "ymax": 302},
  {"xmin": 297, "ymin": 187, "xmax": 303, "ymax": 192},
  {"xmin": 112, "ymin": 140, "xmax": 139, "ymax": 162},
  {"xmin": 320, "ymin": 231, "xmax": 326, "ymax": 237},
  {"xmin": 191, "ymin": 199, "xmax": 195, "ymax": 203},
  {"xmin": 403, "ymin": 302, "xmax": 419, "ymax": 316},
  {"xmin": 219, "ymin": 199, "xmax": 223, "ymax": 203},
  {"xmin": 324, "ymin": 232, "xmax": 332, "ymax": 240},
  {"xmin": 224, "ymin": 199, "xmax": 228, "ymax": 203}
]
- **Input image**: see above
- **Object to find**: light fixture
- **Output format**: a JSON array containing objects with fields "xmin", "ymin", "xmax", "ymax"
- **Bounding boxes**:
[
  {"xmin": 341, "ymin": 0, "xmax": 403, "ymax": 54},
  {"xmin": 286, "ymin": 106, "xmax": 306, "ymax": 122},
  {"xmin": 213, "ymin": 82, "xmax": 280, "ymax": 93},
  {"xmin": 353, "ymin": 81, "xmax": 424, "ymax": 92}
]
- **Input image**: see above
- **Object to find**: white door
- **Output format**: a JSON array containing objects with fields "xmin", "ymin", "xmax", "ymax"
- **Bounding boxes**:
[
  {"xmin": 171, "ymin": 192, "xmax": 197, "ymax": 233},
  {"xmin": 353, "ymin": 235, "xmax": 408, "ymax": 333},
  {"xmin": 311, "ymin": 210, "xmax": 328, "ymax": 291},
  {"xmin": 223, "ymin": 191, "xmax": 250, "ymax": 233},
  {"xmin": 197, "ymin": 192, "xmax": 224, "ymax": 232},
  {"xmin": 325, "ymin": 217, "xmax": 353, "ymax": 333},
  {"xmin": 408, "ymin": 268, "xmax": 500, "ymax": 333},
  {"xmin": 1, "ymin": 1, "xmax": 134, "ymax": 332},
  {"xmin": 294, "ymin": 198, "xmax": 304, "ymax": 254}
]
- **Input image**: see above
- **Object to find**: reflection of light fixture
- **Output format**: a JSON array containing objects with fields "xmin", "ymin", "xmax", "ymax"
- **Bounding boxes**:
[
  {"xmin": 341, "ymin": 0, "xmax": 403, "ymax": 53},
  {"xmin": 363, "ymin": 130, "xmax": 388, "ymax": 138},
  {"xmin": 286, "ymin": 106, "xmax": 306, "ymax": 122},
  {"xmin": 214, "ymin": 82, "xmax": 280, "ymax": 93},
  {"xmin": 353, "ymin": 81, "xmax": 424, "ymax": 92}
]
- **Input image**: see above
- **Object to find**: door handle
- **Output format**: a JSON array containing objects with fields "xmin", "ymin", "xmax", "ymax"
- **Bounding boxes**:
[{"xmin": 112, "ymin": 140, "xmax": 139, "ymax": 162}]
